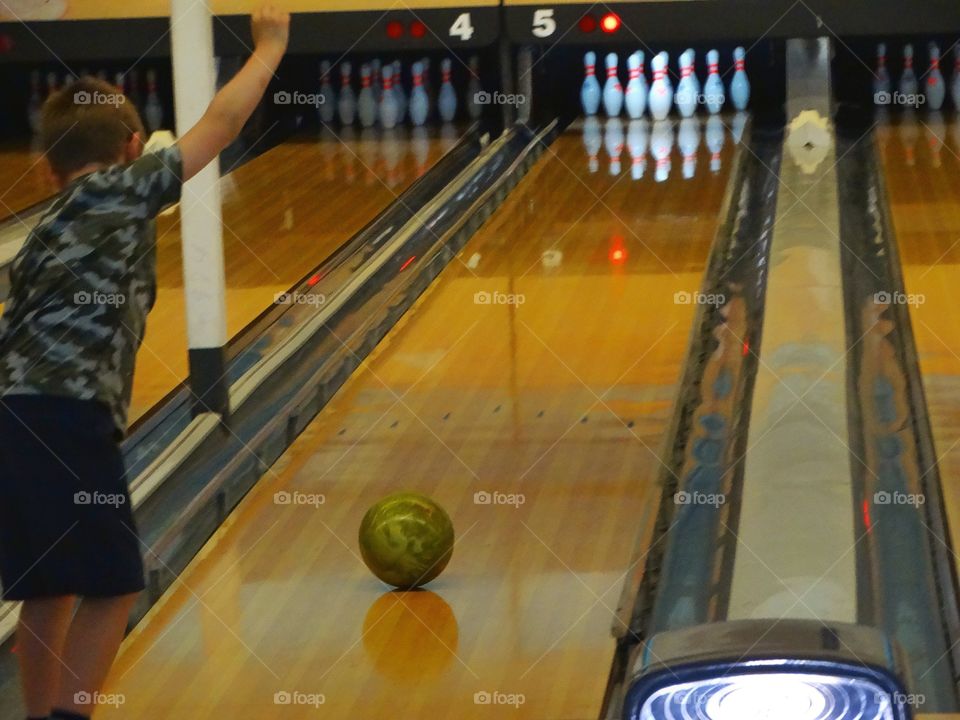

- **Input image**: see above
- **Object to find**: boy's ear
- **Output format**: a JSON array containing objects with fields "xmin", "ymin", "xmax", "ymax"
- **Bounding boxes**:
[{"xmin": 124, "ymin": 132, "xmax": 144, "ymax": 162}]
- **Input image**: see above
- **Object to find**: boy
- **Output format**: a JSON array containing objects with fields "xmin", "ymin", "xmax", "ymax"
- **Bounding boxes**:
[{"xmin": 0, "ymin": 5, "xmax": 289, "ymax": 719}]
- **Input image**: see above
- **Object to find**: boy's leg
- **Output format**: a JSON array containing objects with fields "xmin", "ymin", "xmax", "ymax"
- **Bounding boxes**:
[
  {"xmin": 17, "ymin": 596, "xmax": 76, "ymax": 718},
  {"xmin": 53, "ymin": 592, "xmax": 139, "ymax": 716}
]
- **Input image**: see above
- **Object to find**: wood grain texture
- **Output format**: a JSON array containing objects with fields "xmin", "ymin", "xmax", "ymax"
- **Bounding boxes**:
[{"xmin": 97, "ymin": 126, "xmax": 736, "ymax": 719}]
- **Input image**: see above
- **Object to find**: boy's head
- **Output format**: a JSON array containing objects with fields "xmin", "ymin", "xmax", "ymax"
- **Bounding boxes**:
[{"xmin": 41, "ymin": 77, "xmax": 146, "ymax": 187}]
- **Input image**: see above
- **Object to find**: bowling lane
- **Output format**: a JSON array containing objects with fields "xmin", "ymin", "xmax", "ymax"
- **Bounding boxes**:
[
  {"xmin": 131, "ymin": 127, "xmax": 455, "ymax": 422},
  {"xmin": 877, "ymin": 114, "xmax": 960, "ymax": 577},
  {"xmin": 99, "ymin": 121, "xmax": 738, "ymax": 719},
  {"xmin": 0, "ymin": 141, "xmax": 55, "ymax": 222}
]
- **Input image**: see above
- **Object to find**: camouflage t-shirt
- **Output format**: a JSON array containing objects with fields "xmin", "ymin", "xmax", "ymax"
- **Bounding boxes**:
[{"xmin": 0, "ymin": 146, "xmax": 183, "ymax": 435}]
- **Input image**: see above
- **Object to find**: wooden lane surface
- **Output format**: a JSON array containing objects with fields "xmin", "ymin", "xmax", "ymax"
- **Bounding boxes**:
[
  {"xmin": 877, "ymin": 115, "xmax": 960, "ymax": 585},
  {"xmin": 0, "ymin": 140, "xmax": 55, "ymax": 223},
  {"xmin": 130, "ymin": 127, "xmax": 453, "ymax": 423},
  {"xmin": 97, "ymin": 125, "xmax": 737, "ymax": 719}
]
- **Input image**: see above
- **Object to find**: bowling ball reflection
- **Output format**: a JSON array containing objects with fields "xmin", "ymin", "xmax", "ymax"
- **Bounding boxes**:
[{"xmin": 362, "ymin": 590, "xmax": 459, "ymax": 681}]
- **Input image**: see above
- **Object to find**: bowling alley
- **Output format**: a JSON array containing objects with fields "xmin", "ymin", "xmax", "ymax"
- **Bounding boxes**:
[{"xmin": 1, "ymin": 0, "xmax": 960, "ymax": 719}]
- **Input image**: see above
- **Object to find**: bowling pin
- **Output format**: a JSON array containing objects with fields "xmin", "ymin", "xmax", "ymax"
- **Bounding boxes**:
[
  {"xmin": 338, "ymin": 62, "xmax": 357, "ymax": 126},
  {"xmin": 704, "ymin": 50, "xmax": 725, "ymax": 114},
  {"xmin": 319, "ymin": 60, "xmax": 336, "ymax": 125},
  {"xmin": 144, "ymin": 69, "xmax": 163, "ymax": 132},
  {"xmin": 583, "ymin": 116, "xmax": 602, "ymax": 173},
  {"xmin": 438, "ymin": 58, "xmax": 457, "ymax": 123},
  {"xmin": 661, "ymin": 52, "xmax": 673, "ymax": 94},
  {"xmin": 357, "ymin": 64, "xmax": 377, "ymax": 128},
  {"xmin": 678, "ymin": 116, "xmax": 700, "ymax": 179},
  {"xmin": 604, "ymin": 118, "xmax": 624, "ymax": 175},
  {"xmin": 45, "ymin": 71, "xmax": 60, "ymax": 96},
  {"xmin": 27, "ymin": 69, "xmax": 42, "ymax": 135},
  {"xmin": 113, "ymin": 71, "xmax": 124, "ymax": 92},
  {"xmin": 409, "ymin": 61, "xmax": 429, "ymax": 127},
  {"xmin": 730, "ymin": 47, "xmax": 750, "ymax": 111},
  {"xmin": 926, "ymin": 43, "xmax": 946, "ymax": 111},
  {"xmin": 624, "ymin": 51, "xmax": 647, "ymax": 119},
  {"xmin": 900, "ymin": 44, "xmax": 918, "ymax": 98},
  {"xmin": 393, "ymin": 61, "xmax": 408, "ymax": 123},
  {"xmin": 380, "ymin": 65, "xmax": 400, "ymax": 129},
  {"xmin": 873, "ymin": 43, "xmax": 891, "ymax": 100},
  {"xmin": 705, "ymin": 114, "xmax": 725, "ymax": 173},
  {"xmin": 627, "ymin": 118, "xmax": 649, "ymax": 180},
  {"xmin": 675, "ymin": 50, "xmax": 698, "ymax": 118},
  {"xmin": 422, "ymin": 58, "xmax": 436, "ymax": 120},
  {"xmin": 467, "ymin": 55, "xmax": 483, "ymax": 121},
  {"xmin": 953, "ymin": 47, "xmax": 960, "ymax": 110},
  {"xmin": 581, "ymin": 51, "xmax": 602, "ymax": 116},
  {"xmin": 648, "ymin": 52, "xmax": 673, "ymax": 121},
  {"xmin": 603, "ymin": 53, "xmax": 624, "ymax": 117},
  {"xmin": 371, "ymin": 59, "xmax": 383, "ymax": 104},
  {"xmin": 651, "ymin": 119, "xmax": 674, "ymax": 183},
  {"xmin": 686, "ymin": 49, "xmax": 701, "ymax": 103}
]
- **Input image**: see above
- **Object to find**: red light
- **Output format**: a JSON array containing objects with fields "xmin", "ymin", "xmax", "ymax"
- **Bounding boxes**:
[
  {"xmin": 386, "ymin": 20, "xmax": 404, "ymax": 39},
  {"xmin": 399, "ymin": 255, "xmax": 416, "ymax": 271},
  {"xmin": 0, "ymin": 35, "xmax": 13, "ymax": 54},
  {"xmin": 307, "ymin": 274, "xmax": 321, "ymax": 287},
  {"xmin": 578, "ymin": 14, "xmax": 597, "ymax": 33},
  {"xmin": 409, "ymin": 20, "xmax": 427, "ymax": 38},
  {"xmin": 609, "ymin": 235, "xmax": 627, "ymax": 265},
  {"xmin": 862, "ymin": 498, "xmax": 872, "ymax": 532},
  {"xmin": 742, "ymin": 341, "xmax": 749, "ymax": 357},
  {"xmin": 600, "ymin": 13, "xmax": 621, "ymax": 33}
]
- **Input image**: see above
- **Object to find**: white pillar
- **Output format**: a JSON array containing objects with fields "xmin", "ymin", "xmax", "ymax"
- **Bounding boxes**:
[{"xmin": 169, "ymin": 0, "xmax": 230, "ymax": 418}]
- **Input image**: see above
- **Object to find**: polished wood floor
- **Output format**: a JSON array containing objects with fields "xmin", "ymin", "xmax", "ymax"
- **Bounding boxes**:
[
  {"xmin": 98, "ymin": 124, "xmax": 737, "ymax": 719},
  {"xmin": 879, "ymin": 113, "xmax": 960, "ymax": 588}
]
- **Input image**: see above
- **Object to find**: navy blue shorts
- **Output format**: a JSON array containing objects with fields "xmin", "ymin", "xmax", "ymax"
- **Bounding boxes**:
[{"xmin": 0, "ymin": 395, "xmax": 145, "ymax": 600}]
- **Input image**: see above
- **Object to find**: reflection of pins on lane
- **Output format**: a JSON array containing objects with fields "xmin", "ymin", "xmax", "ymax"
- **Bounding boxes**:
[
  {"xmin": 730, "ymin": 47, "xmax": 750, "ymax": 111},
  {"xmin": 319, "ymin": 61, "xmax": 336, "ymax": 125},
  {"xmin": 604, "ymin": 118, "xmax": 624, "ymax": 176},
  {"xmin": 583, "ymin": 116, "xmax": 602, "ymax": 173},
  {"xmin": 874, "ymin": 43, "xmax": 891, "ymax": 98},
  {"xmin": 705, "ymin": 114, "xmax": 725, "ymax": 173},
  {"xmin": 359, "ymin": 128, "xmax": 380, "ymax": 186},
  {"xmin": 627, "ymin": 119, "xmax": 649, "ymax": 180},
  {"xmin": 439, "ymin": 58, "xmax": 457, "ymax": 123},
  {"xmin": 925, "ymin": 112, "xmax": 945, "ymax": 167},
  {"xmin": 731, "ymin": 112, "xmax": 747, "ymax": 144},
  {"xmin": 900, "ymin": 44, "xmax": 918, "ymax": 98},
  {"xmin": 358, "ymin": 64, "xmax": 377, "ymax": 128},
  {"xmin": 648, "ymin": 53, "xmax": 673, "ymax": 121},
  {"xmin": 651, "ymin": 119, "xmax": 674, "ymax": 183},
  {"xmin": 704, "ymin": 50, "xmax": 725, "ymax": 115},
  {"xmin": 581, "ymin": 51, "xmax": 601, "ymax": 116},
  {"xmin": 900, "ymin": 111, "xmax": 918, "ymax": 166},
  {"xmin": 381, "ymin": 127, "xmax": 404, "ymax": 187},
  {"xmin": 678, "ymin": 117, "xmax": 700, "ymax": 179},
  {"xmin": 624, "ymin": 51, "xmax": 647, "ymax": 119},
  {"xmin": 926, "ymin": 43, "xmax": 946, "ymax": 111},
  {"xmin": 409, "ymin": 62, "xmax": 429, "ymax": 127},
  {"xmin": 411, "ymin": 125, "xmax": 430, "ymax": 176},
  {"xmin": 440, "ymin": 122, "xmax": 458, "ymax": 150},
  {"xmin": 380, "ymin": 65, "xmax": 400, "ymax": 129},
  {"xmin": 675, "ymin": 50, "xmax": 697, "ymax": 118},
  {"xmin": 603, "ymin": 53, "xmax": 623, "ymax": 117},
  {"xmin": 467, "ymin": 55, "xmax": 483, "ymax": 120},
  {"xmin": 338, "ymin": 62, "xmax": 357, "ymax": 126}
]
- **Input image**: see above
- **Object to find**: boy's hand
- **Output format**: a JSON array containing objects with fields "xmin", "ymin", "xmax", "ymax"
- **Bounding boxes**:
[{"xmin": 252, "ymin": 3, "xmax": 289, "ymax": 57}]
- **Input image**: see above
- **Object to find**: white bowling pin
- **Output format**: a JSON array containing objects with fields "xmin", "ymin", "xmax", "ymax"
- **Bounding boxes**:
[
  {"xmin": 409, "ymin": 61, "xmax": 429, "ymax": 127},
  {"xmin": 467, "ymin": 55, "xmax": 483, "ymax": 120},
  {"xmin": 624, "ymin": 51, "xmax": 647, "ymax": 119},
  {"xmin": 686, "ymin": 49, "xmax": 701, "ymax": 102},
  {"xmin": 422, "ymin": 58, "xmax": 436, "ymax": 119},
  {"xmin": 338, "ymin": 62, "xmax": 357, "ymax": 126},
  {"xmin": 605, "ymin": 118, "xmax": 624, "ymax": 175},
  {"xmin": 926, "ymin": 43, "xmax": 946, "ymax": 111},
  {"xmin": 678, "ymin": 116, "xmax": 700, "ymax": 179},
  {"xmin": 704, "ymin": 50, "xmax": 725, "ymax": 114},
  {"xmin": 873, "ymin": 43, "xmax": 891, "ymax": 100},
  {"xmin": 627, "ymin": 118, "xmax": 649, "ymax": 180},
  {"xmin": 439, "ymin": 58, "xmax": 457, "ymax": 123},
  {"xmin": 144, "ymin": 69, "xmax": 163, "ymax": 132},
  {"xmin": 730, "ymin": 47, "xmax": 750, "ymax": 111},
  {"xmin": 651, "ymin": 119, "xmax": 674, "ymax": 183},
  {"xmin": 358, "ymin": 64, "xmax": 377, "ymax": 128},
  {"xmin": 583, "ymin": 116, "xmax": 602, "ymax": 173},
  {"xmin": 705, "ymin": 114, "xmax": 725, "ymax": 173},
  {"xmin": 319, "ymin": 60, "xmax": 336, "ymax": 125},
  {"xmin": 675, "ymin": 50, "xmax": 698, "ymax": 118},
  {"xmin": 581, "ymin": 51, "xmax": 601, "ymax": 116},
  {"xmin": 393, "ymin": 60, "xmax": 407, "ymax": 123},
  {"xmin": 27, "ymin": 69, "xmax": 42, "ymax": 135},
  {"xmin": 371, "ymin": 59, "xmax": 383, "ymax": 104},
  {"xmin": 900, "ymin": 44, "xmax": 918, "ymax": 98},
  {"xmin": 648, "ymin": 52, "xmax": 673, "ymax": 121},
  {"xmin": 661, "ymin": 52, "xmax": 673, "ymax": 93},
  {"xmin": 380, "ymin": 65, "xmax": 400, "ymax": 129},
  {"xmin": 603, "ymin": 53, "xmax": 624, "ymax": 117},
  {"xmin": 953, "ymin": 47, "xmax": 960, "ymax": 110}
]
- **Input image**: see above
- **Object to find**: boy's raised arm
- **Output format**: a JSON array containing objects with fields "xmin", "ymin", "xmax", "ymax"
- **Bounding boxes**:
[{"xmin": 177, "ymin": 3, "xmax": 290, "ymax": 182}]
